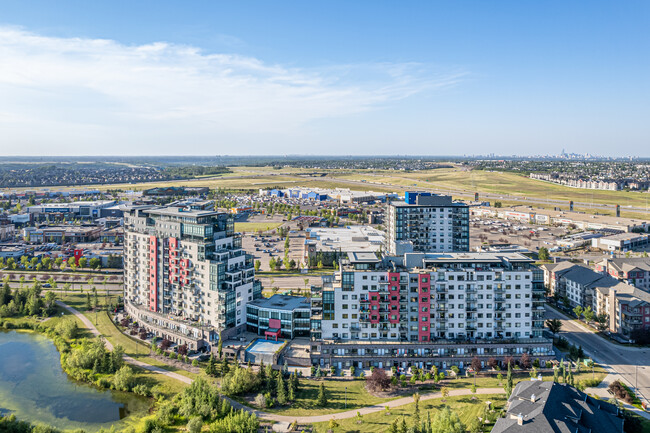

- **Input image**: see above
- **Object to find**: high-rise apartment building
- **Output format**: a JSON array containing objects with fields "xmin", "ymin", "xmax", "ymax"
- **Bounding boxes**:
[
  {"xmin": 309, "ymin": 251, "xmax": 551, "ymax": 370},
  {"xmin": 123, "ymin": 205, "xmax": 261, "ymax": 349},
  {"xmin": 386, "ymin": 192, "xmax": 469, "ymax": 255}
]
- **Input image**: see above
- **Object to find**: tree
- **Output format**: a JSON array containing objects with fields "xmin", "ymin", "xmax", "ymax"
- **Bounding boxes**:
[
  {"xmin": 471, "ymin": 356, "xmax": 482, "ymax": 373},
  {"xmin": 596, "ymin": 313, "xmax": 609, "ymax": 331},
  {"xmin": 583, "ymin": 306, "xmax": 595, "ymax": 323},
  {"xmin": 505, "ymin": 362, "xmax": 513, "ymax": 398},
  {"xmin": 440, "ymin": 386, "xmax": 449, "ymax": 401},
  {"xmin": 317, "ymin": 382, "xmax": 328, "ymax": 407},
  {"xmin": 573, "ymin": 305, "xmax": 584, "ymax": 319},
  {"xmin": 366, "ymin": 368, "xmax": 392, "ymax": 392},
  {"xmin": 205, "ymin": 354, "xmax": 217, "ymax": 376},
  {"xmin": 217, "ymin": 333, "xmax": 223, "ymax": 359},
  {"xmin": 538, "ymin": 246, "xmax": 550, "ymax": 261},
  {"xmin": 328, "ymin": 418, "xmax": 339, "ymax": 432},
  {"xmin": 430, "ymin": 406, "xmax": 465, "ymax": 433},
  {"xmin": 413, "ymin": 392, "xmax": 421, "ymax": 429},
  {"xmin": 187, "ymin": 416, "xmax": 203, "ymax": 433},
  {"xmin": 254, "ymin": 260, "xmax": 261, "ymax": 272},
  {"xmin": 113, "ymin": 365, "xmax": 135, "ymax": 391},
  {"xmin": 520, "ymin": 353, "xmax": 531, "ymax": 369},
  {"xmin": 546, "ymin": 318, "xmax": 562, "ymax": 337},
  {"xmin": 276, "ymin": 374, "xmax": 287, "ymax": 405},
  {"xmin": 389, "ymin": 419, "xmax": 399, "ymax": 433}
]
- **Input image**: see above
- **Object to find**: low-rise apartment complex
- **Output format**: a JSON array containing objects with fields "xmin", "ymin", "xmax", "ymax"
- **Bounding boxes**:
[{"xmin": 596, "ymin": 257, "xmax": 650, "ymax": 291}]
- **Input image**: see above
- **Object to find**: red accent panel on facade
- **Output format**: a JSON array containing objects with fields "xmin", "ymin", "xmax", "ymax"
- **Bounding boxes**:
[
  {"xmin": 149, "ymin": 236, "xmax": 158, "ymax": 312},
  {"xmin": 418, "ymin": 273, "xmax": 431, "ymax": 341},
  {"xmin": 388, "ymin": 272, "xmax": 401, "ymax": 324}
]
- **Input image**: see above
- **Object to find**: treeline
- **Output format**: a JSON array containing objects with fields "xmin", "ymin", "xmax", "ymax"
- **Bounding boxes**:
[
  {"xmin": 0, "ymin": 281, "xmax": 57, "ymax": 318},
  {"xmin": 162, "ymin": 166, "xmax": 231, "ymax": 178},
  {"xmin": 150, "ymin": 377, "xmax": 259, "ymax": 433},
  {"xmin": 0, "ymin": 256, "xmax": 103, "ymax": 272},
  {"xmin": 204, "ymin": 353, "xmax": 302, "ymax": 409}
]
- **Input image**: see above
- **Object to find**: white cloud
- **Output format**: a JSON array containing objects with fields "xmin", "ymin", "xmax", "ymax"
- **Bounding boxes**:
[{"xmin": 0, "ymin": 26, "xmax": 465, "ymax": 154}]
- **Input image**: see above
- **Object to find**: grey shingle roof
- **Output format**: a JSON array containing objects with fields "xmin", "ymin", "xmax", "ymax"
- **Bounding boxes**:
[{"xmin": 492, "ymin": 381, "xmax": 623, "ymax": 433}]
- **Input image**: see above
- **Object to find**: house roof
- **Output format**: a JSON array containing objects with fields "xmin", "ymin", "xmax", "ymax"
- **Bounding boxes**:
[
  {"xmin": 492, "ymin": 381, "xmax": 622, "ymax": 433},
  {"xmin": 561, "ymin": 265, "xmax": 618, "ymax": 289}
]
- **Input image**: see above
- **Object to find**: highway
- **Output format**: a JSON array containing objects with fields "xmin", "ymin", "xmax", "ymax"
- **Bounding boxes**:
[{"xmin": 545, "ymin": 306, "xmax": 650, "ymax": 401}]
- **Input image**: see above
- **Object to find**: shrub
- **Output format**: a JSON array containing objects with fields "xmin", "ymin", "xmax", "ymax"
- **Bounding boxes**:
[{"xmin": 254, "ymin": 393, "xmax": 266, "ymax": 408}]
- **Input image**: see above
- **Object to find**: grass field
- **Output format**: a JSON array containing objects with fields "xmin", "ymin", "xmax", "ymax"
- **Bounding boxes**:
[
  {"xmin": 331, "ymin": 167, "xmax": 650, "ymax": 210},
  {"xmin": 245, "ymin": 379, "xmax": 396, "ymax": 416},
  {"xmin": 311, "ymin": 394, "xmax": 506, "ymax": 433},
  {"xmin": 235, "ymin": 222, "xmax": 283, "ymax": 232},
  {"xmin": 84, "ymin": 310, "xmax": 199, "ymax": 380}
]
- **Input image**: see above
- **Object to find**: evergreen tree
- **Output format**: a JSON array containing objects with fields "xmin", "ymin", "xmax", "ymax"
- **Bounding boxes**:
[
  {"xmin": 205, "ymin": 354, "xmax": 217, "ymax": 376},
  {"xmin": 389, "ymin": 419, "xmax": 399, "ymax": 433},
  {"xmin": 317, "ymin": 382, "xmax": 328, "ymax": 407},
  {"xmin": 276, "ymin": 374, "xmax": 287, "ymax": 405},
  {"xmin": 217, "ymin": 333, "xmax": 223, "ymax": 359},
  {"xmin": 400, "ymin": 417, "xmax": 408, "ymax": 433},
  {"xmin": 505, "ymin": 362, "xmax": 513, "ymax": 398}
]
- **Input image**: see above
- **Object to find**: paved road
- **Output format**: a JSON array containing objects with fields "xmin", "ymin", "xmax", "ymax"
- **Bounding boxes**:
[{"xmin": 545, "ymin": 306, "xmax": 650, "ymax": 402}]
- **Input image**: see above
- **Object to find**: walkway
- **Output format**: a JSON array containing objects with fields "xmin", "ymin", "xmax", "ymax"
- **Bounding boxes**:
[
  {"xmin": 55, "ymin": 300, "xmax": 504, "ymax": 426},
  {"xmin": 56, "ymin": 301, "xmax": 192, "ymax": 384}
]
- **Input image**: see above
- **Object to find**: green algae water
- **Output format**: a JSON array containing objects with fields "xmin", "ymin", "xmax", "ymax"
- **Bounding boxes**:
[{"xmin": 0, "ymin": 330, "xmax": 150, "ymax": 431}]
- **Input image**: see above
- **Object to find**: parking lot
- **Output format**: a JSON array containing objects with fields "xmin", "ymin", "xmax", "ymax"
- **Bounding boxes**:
[{"xmin": 469, "ymin": 216, "xmax": 570, "ymax": 252}]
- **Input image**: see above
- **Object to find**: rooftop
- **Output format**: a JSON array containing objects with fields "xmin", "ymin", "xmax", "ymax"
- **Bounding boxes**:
[
  {"xmin": 492, "ymin": 381, "xmax": 622, "ymax": 433},
  {"xmin": 248, "ymin": 294, "xmax": 310, "ymax": 311}
]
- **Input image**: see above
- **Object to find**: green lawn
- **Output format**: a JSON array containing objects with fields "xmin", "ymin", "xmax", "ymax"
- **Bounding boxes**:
[
  {"xmin": 84, "ymin": 310, "xmax": 199, "ymax": 380},
  {"xmin": 235, "ymin": 222, "xmax": 283, "ymax": 233},
  {"xmin": 247, "ymin": 379, "xmax": 396, "ymax": 416},
  {"xmin": 311, "ymin": 394, "xmax": 506, "ymax": 433}
]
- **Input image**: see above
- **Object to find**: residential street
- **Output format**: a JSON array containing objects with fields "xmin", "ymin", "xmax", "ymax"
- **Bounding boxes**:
[{"xmin": 545, "ymin": 306, "xmax": 650, "ymax": 402}]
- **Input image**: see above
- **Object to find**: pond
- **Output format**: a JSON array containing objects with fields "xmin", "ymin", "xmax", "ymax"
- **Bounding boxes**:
[{"xmin": 0, "ymin": 330, "xmax": 150, "ymax": 431}]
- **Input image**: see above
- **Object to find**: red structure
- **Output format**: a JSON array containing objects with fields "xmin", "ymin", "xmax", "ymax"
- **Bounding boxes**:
[
  {"xmin": 265, "ymin": 318, "xmax": 282, "ymax": 341},
  {"xmin": 73, "ymin": 249, "xmax": 83, "ymax": 265},
  {"xmin": 418, "ymin": 273, "xmax": 431, "ymax": 341}
]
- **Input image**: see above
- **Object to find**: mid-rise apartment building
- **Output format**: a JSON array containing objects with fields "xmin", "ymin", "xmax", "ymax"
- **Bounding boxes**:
[
  {"xmin": 310, "ymin": 251, "xmax": 551, "ymax": 370},
  {"xmin": 593, "ymin": 283, "xmax": 650, "ymax": 336},
  {"xmin": 386, "ymin": 192, "xmax": 469, "ymax": 255},
  {"xmin": 123, "ymin": 205, "xmax": 261, "ymax": 350},
  {"xmin": 595, "ymin": 257, "xmax": 650, "ymax": 291}
]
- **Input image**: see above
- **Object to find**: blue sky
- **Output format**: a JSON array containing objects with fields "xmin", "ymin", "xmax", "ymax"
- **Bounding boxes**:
[{"xmin": 0, "ymin": 1, "xmax": 648, "ymax": 156}]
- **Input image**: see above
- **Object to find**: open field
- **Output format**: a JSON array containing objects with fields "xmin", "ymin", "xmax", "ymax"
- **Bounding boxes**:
[
  {"xmin": 311, "ymin": 394, "xmax": 506, "ymax": 433},
  {"xmin": 242, "ymin": 378, "xmax": 396, "ymax": 416}
]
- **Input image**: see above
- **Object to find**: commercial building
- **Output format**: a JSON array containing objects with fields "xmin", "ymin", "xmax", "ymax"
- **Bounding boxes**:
[
  {"xmin": 471, "ymin": 205, "xmax": 649, "ymax": 233},
  {"xmin": 386, "ymin": 192, "xmax": 469, "ymax": 255},
  {"xmin": 246, "ymin": 294, "xmax": 311, "ymax": 339},
  {"xmin": 492, "ymin": 381, "xmax": 622, "ymax": 433},
  {"xmin": 593, "ymin": 282, "xmax": 650, "ymax": 336},
  {"xmin": 123, "ymin": 205, "xmax": 262, "ymax": 350},
  {"xmin": 303, "ymin": 226, "xmax": 385, "ymax": 265},
  {"xmin": 27, "ymin": 200, "xmax": 116, "ymax": 221},
  {"xmin": 595, "ymin": 257, "xmax": 650, "ymax": 291},
  {"xmin": 591, "ymin": 232, "xmax": 650, "ymax": 252},
  {"xmin": 309, "ymin": 251, "xmax": 551, "ymax": 370},
  {"xmin": 24, "ymin": 225, "xmax": 102, "ymax": 244}
]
